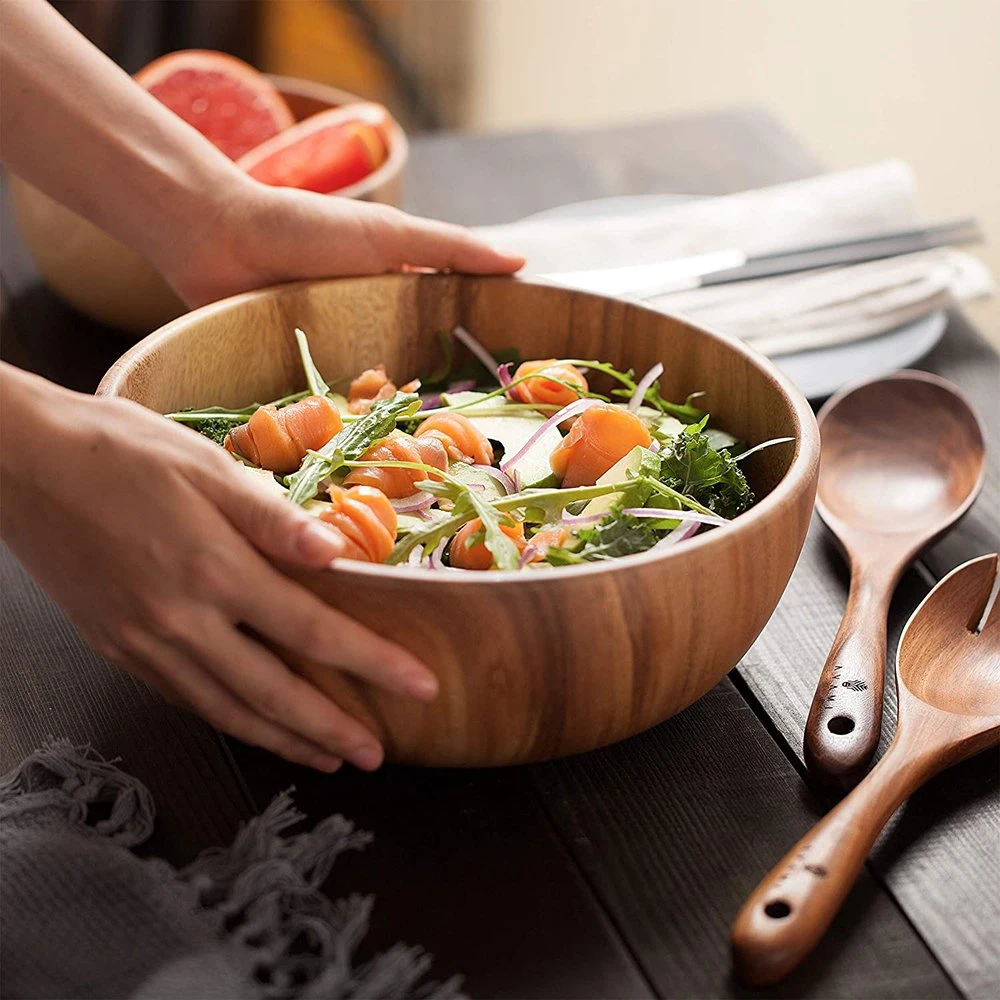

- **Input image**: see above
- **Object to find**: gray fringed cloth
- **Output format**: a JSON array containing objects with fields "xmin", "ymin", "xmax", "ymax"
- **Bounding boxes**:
[{"xmin": 0, "ymin": 741, "xmax": 464, "ymax": 1000}]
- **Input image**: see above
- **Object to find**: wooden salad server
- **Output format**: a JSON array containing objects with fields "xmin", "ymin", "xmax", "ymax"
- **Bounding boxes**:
[
  {"xmin": 805, "ymin": 371, "xmax": 985, "ymax": 785},
  {"xmin": 732, "ymin": 553, "xmax": 1000, "ymax": 986}
]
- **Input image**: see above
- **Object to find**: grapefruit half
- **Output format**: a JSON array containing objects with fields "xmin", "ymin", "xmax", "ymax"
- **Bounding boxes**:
[
  {"xmin": 136, "ymin": 50, "xmax": 295, "ymax": 161},
  {"xmin": 238, "ymin": 103, "xmax": 391, "ymax": 194}
]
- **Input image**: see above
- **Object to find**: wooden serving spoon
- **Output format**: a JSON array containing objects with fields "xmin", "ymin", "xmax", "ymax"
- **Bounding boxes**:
[
  {"xmin": 732, "ymin": 553, "xmax": 1000, "ymax": 986},
  {"xmin": 806, "ymin": 371, "xmax": 986, "ymax": 785}
]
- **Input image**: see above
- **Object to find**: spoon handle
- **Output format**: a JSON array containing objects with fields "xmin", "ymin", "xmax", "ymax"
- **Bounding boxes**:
[
  {"xmin": 731, "ymin": 732, "xmax": 941, "ymax": 986},
  {"xmin": 805, "ymin": 562, "xmax": 895, "ymax": 785}
]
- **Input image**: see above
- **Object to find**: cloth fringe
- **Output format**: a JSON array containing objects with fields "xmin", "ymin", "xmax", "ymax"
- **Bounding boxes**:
[
  {"xmin": 1, "ymin": 740, "xmax": 466, "ymax": 1000},
  {"xmin": 0, "ymin": 738, "xmax": 155, "ymax": 845}
]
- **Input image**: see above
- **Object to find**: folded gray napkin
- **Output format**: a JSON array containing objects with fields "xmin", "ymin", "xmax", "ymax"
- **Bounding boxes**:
[{"xmin": 0, "ymin": 742, "xmax": 463, "ymax": 1000}]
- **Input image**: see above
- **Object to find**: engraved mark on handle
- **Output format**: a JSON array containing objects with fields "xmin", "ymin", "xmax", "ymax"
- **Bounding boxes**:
[{"xmin": 824, "ymin": 664, "xmax": 844, "ymax": 707}]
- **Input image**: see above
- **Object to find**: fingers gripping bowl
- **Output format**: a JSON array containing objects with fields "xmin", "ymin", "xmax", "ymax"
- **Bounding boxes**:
[{"xmin": 98, "ymin": 275, "xmax": 819, "ymax": 766}]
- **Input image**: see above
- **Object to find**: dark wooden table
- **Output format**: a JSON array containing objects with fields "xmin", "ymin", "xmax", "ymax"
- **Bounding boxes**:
[{"xmin": 2, "ymin": 109, "xmax": 998, "ymax": 1000}]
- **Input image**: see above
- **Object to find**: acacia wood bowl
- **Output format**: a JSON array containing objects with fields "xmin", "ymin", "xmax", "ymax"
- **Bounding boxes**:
[
  {"xmin": 8, "ymin": 76, "xmax": 408, "ymax": 336},
  {"xmin": 98, "ymin": 274, "xmax": 820, "ymax": 766}
]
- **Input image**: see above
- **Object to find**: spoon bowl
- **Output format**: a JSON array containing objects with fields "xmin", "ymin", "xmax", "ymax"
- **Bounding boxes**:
[
  {"xmin": 733, "ymin": 553, "xmax": 1000, "ymax": 985},
  {"xmin": 805, "ymin": 371, "xmax": 986, "ymax": 785},
  {"xmin": 817, "ymin": 372, "xmax": 985, "ymax": 539}
]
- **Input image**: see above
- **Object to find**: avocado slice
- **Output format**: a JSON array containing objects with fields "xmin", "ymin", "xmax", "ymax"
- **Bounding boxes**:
[{"xmin": 581, "ymin": 445, "xmax": 648, "ymax": 517}]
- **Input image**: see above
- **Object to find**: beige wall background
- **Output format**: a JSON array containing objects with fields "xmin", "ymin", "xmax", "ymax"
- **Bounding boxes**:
[{"xmin": 463, "ymin": 0, "xmax": 999, "ymax": 341}]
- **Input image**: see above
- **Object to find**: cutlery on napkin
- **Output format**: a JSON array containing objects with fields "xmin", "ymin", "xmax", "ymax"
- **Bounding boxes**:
[{"xmin": 474, "ymin": 160, "xmax": 994, "ymax": 356}]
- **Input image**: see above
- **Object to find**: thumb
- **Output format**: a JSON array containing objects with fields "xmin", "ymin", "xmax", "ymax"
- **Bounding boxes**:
[
  {"xmin": 209, "ymin": 463, "xmax": 347, "ymax": 569},
  {"xmin": 363, "ymin": 206, "xmax": 525, "ymax": 275}
]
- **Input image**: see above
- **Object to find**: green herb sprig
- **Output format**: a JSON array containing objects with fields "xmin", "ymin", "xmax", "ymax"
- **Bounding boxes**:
[
  {"xmin": 286, "ymin": 391, "xmax": 421, "ymax": 505},
  {"xmin": 294, "ymin": 327, "xmax": 331, "ymax": 398}
]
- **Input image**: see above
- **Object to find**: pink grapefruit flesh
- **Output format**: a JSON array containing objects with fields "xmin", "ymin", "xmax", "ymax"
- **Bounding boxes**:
[
  {"xmin": 136, "ymin": 50, "xmax": 295, "ymax": 161},
  {"xmin": 238, "ymin": 103, "xmax": 391, "ymax": 194}
]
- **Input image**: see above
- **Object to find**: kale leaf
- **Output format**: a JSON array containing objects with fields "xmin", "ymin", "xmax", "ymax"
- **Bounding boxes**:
[
  {"xmin": 188, "ymin": 417, "xmax": 239, "ymax": 447},
  {"xmin": 658, "ymin": 425, "xmax": 753, "ymax": 518},
  {"xmin": 546, "ymin": 513, "xmax": 663, "ymax": 565}
]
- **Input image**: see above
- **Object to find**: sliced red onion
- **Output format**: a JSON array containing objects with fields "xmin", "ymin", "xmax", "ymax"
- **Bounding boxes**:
[
  {"xmin": 649, "ymin": 438, "xmax": 661, "ymax": 453},
  {"xmin": 472, "ymin": 464, "xmax": 516, "ymax": 495},
  {"xmin": 622, "ymin": 507, "xmax": 728, "ymax": 527},
  {"xmin": 628, "ymin": 362, "xmax": 664, "ymax": 412},
  {"xmin": 561, "ymin": 511, "xmax": 605, "ymax": 527},
  {"xmin": 518, "ymin": 543, "xmax": 539, "ymax": 569},
  {"xmin": 390, "ymin": 491, "xmax": 435, "ymax": 513},
  {"xmin": 655, "ymin": 521, "xmax": 700, "ymax": 548},
  {"xmin": 453, "ymin": 325, "xmax": 501, "ymax": 382},
  {"xmin": 406, "ymin": 546, "xmax": 425, "ymax": 566},
  {"xmin": 497, "ymin": 363, "xmax": 513, "ymax": 388},
  {"xmin": 419, "ymin": 378, "xmax": 477, "ymax": 411},
  {"xmin": 428, "ymin": 537, "xmax": 449, "ymax": 569},
  {"xmin": 500, "ymin": 397, "xmax": 602, "ymax": 474}
]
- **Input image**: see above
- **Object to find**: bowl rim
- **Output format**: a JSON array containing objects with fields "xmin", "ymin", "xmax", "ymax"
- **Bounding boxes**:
[
  {"xmin": 97, "ymin": 273, "xmax": 820, "ymax": 585},
  {"xmin": 266, "ymin": 73, "xmax": 409, "ymax": 201}
]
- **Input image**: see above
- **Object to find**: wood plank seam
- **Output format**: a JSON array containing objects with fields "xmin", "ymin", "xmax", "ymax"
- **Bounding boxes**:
[
  {"xmin": 727, "ymin": 550, "xmax": 968, "ymax": 998},
  {"xmin": 525, "ymin": 773, "xmax": 662, "ymax": 1000}
]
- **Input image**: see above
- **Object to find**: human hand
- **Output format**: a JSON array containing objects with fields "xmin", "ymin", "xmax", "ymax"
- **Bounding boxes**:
[
  {"xmin": 0, "ymin": 365, "xmax": 438, "ymax": 772},
  {"xmin": 163, "ymin": 181, "xmax": 525, "ymax": 309},
  {"xmin": 1, "ymin": 1, "xmax": 522, "ymax": 312}
]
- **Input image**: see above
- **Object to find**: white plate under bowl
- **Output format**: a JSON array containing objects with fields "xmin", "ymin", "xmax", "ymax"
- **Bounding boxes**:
[{"xmin": 523, "ymin": 194, "xmax": 947, "ymax": 400}]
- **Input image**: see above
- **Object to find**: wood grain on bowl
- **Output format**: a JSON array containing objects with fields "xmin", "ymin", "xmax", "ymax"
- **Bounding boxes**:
[
  {"xmin": 8, "ymin": 76, "xmax": 408, "ymax": 336},
  {"xmin": 98, "ymin": 274, "xmax": 820, "ymax": 766}
]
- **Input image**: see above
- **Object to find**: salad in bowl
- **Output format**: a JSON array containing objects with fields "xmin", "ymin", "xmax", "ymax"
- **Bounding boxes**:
[
  {"xmin": 100, "ymin": 273, "xmax": 818, "ymax": 765},
  {"xmin": 170, "ymin": 327, "xmax": 791, "ymax": 575}
]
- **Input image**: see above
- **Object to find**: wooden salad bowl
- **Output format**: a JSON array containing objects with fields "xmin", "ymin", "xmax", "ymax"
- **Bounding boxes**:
[
  {"xmin": 98, "ymin": 274, "xmax": 820, "ymax": 767},
  {"xmin": 8, "ymin": 76, "xmax": 408, "ymax": 336}
]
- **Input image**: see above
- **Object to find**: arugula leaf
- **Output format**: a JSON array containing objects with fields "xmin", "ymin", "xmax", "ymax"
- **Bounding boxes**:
[
  {"xmin": 513, "ymin": 481, "xmax": 631, "ymax": 524},
  {"xmin": 657, "ymin": 426, "xmax": 753, "ymax": 518},
  {"xmin": 166, "ymin": 390, "xmax": 310, "ymax": 427},
  {"xmin": 640, "ymin": 383, "xmax": 707, "ymax": 423},
  {"xmin": 546, "ymin": 513, "xmax": 663, "ymax": 565},
  {"xmin": 595, "ymin": 358, "xmax": 707, "ymax": 422},
  {"xmin": 465, "ymin": 489, "xmax": 522, "ymax": 571},
  {"xmin": 388, "ymin": 502, "xmax": 471, "ymax": 564},
  {"xmin": 294, "ymin": 327, "xmax": 331, "ymax": 398},
  {"xmin": 286, "ymin": 391, "xmax": 421, "ymax": 504},
  {"xmin": 387, "ymin": 479, "xmax": 633, "ymax": 565}
]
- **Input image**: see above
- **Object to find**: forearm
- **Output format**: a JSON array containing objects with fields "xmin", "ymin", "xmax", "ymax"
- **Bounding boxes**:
[
  {"xmin": 1, "ymin": 363, "xmax": 66, "ymax": 539},
  {"xmin": 0, "ymin": 0, "xmax": 252, "ymax": 275}
]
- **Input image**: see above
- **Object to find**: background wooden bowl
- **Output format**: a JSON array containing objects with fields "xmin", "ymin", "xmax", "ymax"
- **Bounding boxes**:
[
  {"xmin": 7, "ymin": 76, "xmax": 408, "ymax": 336},
  {"xmin": 98, "ymin": 275, "xmax": 820, "ymax": 766}
]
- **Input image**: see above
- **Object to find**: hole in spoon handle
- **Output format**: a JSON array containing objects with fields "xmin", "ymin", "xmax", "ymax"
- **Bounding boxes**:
[{"xmin": 805, "ymin": 580, "xmax": 888, "ymax": 786}]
